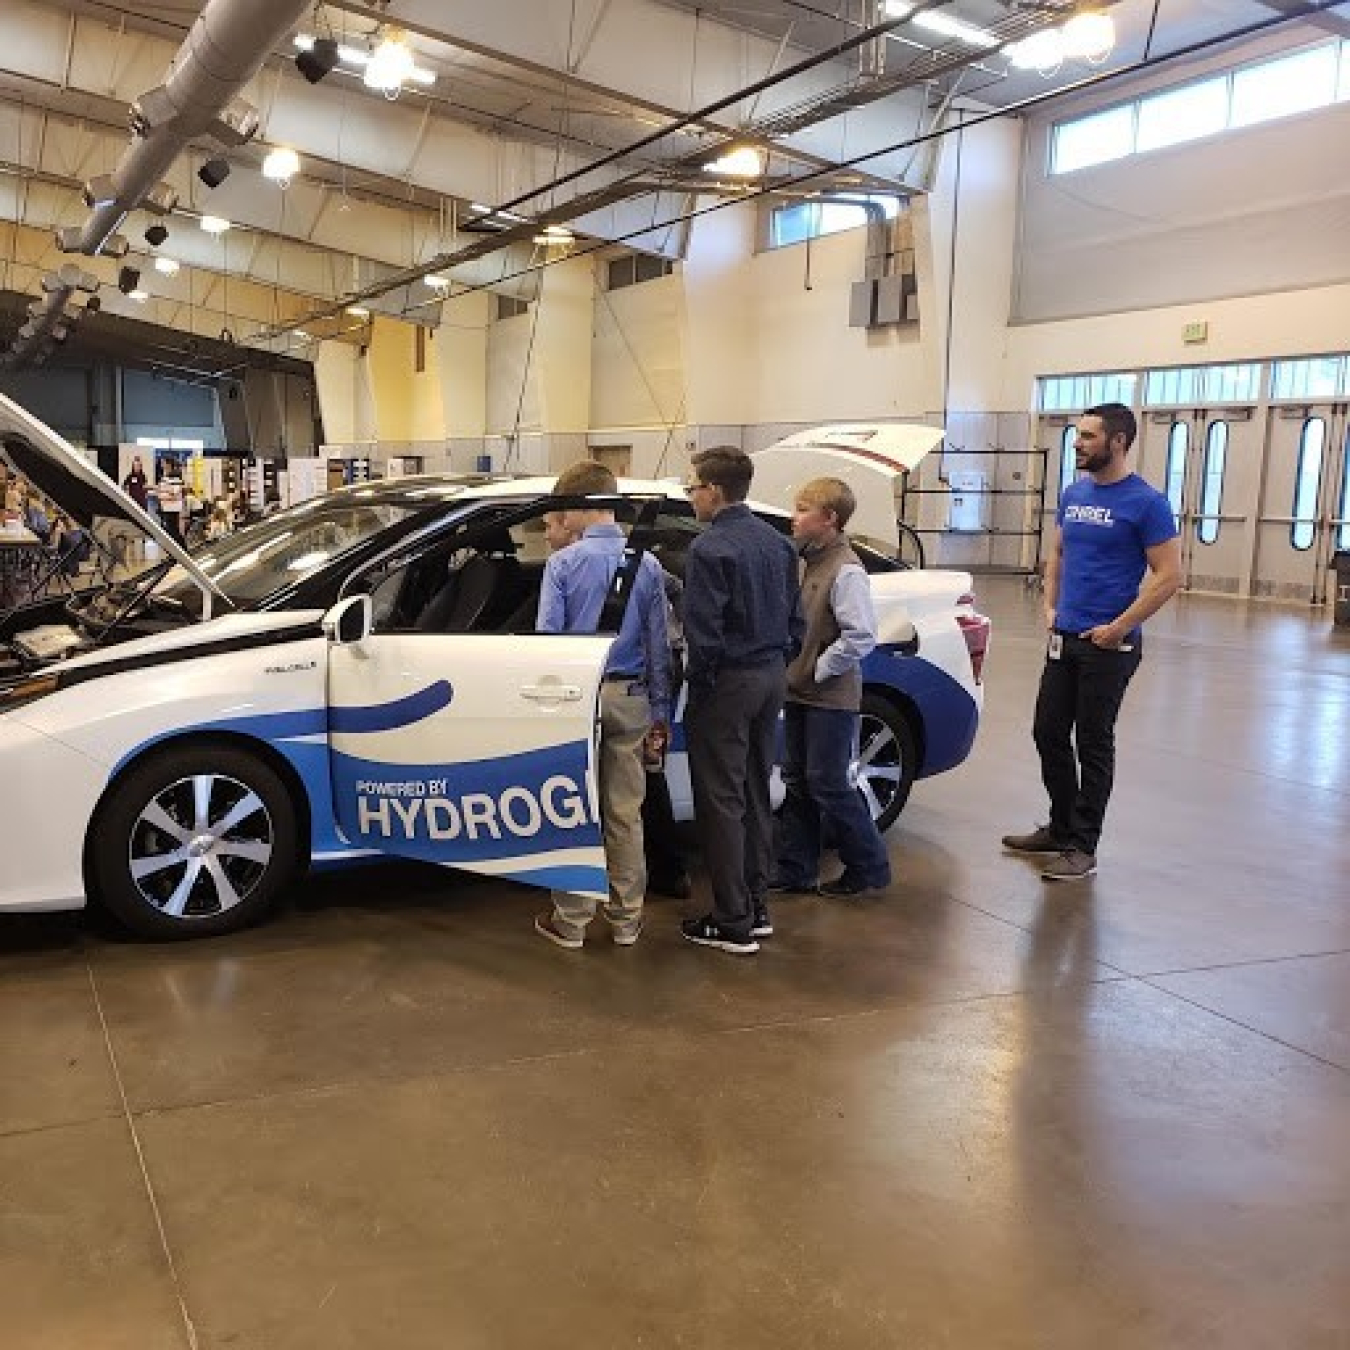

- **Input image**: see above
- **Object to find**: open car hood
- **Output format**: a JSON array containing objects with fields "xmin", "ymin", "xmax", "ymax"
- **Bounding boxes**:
[
  {"xmin": 750, "ymin": 422, "xmax": 944, "ymax": 550},
  {"xmin": 0, "ymin": 393, "xmax": 229, "ymax": 613}
]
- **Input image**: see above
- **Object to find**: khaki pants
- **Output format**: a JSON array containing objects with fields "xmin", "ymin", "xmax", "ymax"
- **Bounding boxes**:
[{"xmin": 550, "ymin": 683, "xmax": 650, "ymax": 940}]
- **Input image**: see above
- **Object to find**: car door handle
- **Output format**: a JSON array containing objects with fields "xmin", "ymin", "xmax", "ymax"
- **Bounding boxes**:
[{"xmin": 520, "ymin": 684, "xmax": 583, "ymax": 702}]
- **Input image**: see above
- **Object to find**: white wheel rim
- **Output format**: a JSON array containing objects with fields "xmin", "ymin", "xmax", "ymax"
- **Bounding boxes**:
[
  {"xmin": 127, "ymin": 774, "xmax": 274, "ymax": 918},
  {"xmin": 852, "ymin": 715, "xmax": 904, "ymax": 822}
]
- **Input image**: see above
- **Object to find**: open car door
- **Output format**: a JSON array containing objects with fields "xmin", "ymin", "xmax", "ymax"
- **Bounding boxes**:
[
  {"xmin": 322, "ymin": 494, "xmax": 662, "ymax": 900},
  {"xmin": 326, "ymin": 609, "xmax": 614, "ymax": 898}
]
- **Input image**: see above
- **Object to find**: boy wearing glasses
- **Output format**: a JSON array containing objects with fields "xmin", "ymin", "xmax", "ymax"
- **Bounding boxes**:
[{"xmin": 681, "ymin": 447, "xmax": 803, "ymax": 955}]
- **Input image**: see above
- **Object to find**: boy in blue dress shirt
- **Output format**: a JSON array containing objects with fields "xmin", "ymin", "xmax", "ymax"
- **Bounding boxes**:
[{"xmin": 534, "ymin": 461, "xmax": 671, "ymax": 947}]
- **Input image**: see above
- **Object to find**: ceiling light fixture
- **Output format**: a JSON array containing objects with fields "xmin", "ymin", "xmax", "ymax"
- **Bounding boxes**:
[
  {"xmin": 294, "ymin": 31, "xmax": 435, "ymax": 87},
  {"xmin": 345, "ymin": 305, "xmax": 371, "ymax": 317},
  {"xmin": 703, "ymin": 145, "xmax": 765, "ymax": 178},
  {"xmin": 533, "ymin": 224, "xmax": 575, "ymax": 247},
  {"xmin": 880, "ymin": 1, "xmax": 913, "ymax": 16},
  {"xmin": 128, "ymin": 290, "xmax": 149, "ymax": 303},
  {"xmin": 364, "ymin": 30, "xmax": 417, "ymax": 100},
  {"xmin": 424, "ymin": 274, "xmax": 451, "ymax": 290},
  {"xmin": 1007, "ymin": 28, "xmax": 1065, "ymax": 73},
  {"xmin": 200, "ymin": 215, "xmax": 231, "ymax": 235},
  {"xmin": 153, "ymin": 257, "xmax": 181, "ymax": 276},
  {"xmin": 1062, "ymin": 10, "xmax": 1115, "ymax": 64},
  {"xmin": 1007, "ymin": 9, "xmax": 1115, "ymax": 76},
  {"xmin": 262, "ymin": 147, "xmax": 301, "ymax": 187}
]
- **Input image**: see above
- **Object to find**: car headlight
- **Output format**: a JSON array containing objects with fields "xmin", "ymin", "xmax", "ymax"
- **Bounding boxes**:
[{"xmin": 0, "ymin": 672, "xmax": 60, "ymax": 713}]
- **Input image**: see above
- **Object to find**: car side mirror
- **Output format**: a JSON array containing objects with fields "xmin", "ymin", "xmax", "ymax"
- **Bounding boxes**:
[{"xmin": 323, "ymin": 594, "xmax": 373, "ymax": 646}]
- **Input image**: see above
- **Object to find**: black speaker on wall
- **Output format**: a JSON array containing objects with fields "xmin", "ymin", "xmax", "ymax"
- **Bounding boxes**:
[
  {"xmin": 117, "ymin": 266, "xmax": 141, "ymax": 294},
  {"xmin": 144, "ymin": 224, "xmax": 169, "ymax": 247}
]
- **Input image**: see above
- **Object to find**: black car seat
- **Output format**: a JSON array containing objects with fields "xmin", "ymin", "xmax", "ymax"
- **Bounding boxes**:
[{"xmin": 414, "ymin": 554, "xmax": 502, "ymax": 632}]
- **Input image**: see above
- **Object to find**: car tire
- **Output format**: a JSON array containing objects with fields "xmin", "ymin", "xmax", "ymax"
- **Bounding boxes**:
[
  {"xmin": 855, "ymin": 693, "xmax": 918, "ymax": 834},
  {"xmin": 91, "ymin": 744, "xmax": 299, "ymax": 939}
]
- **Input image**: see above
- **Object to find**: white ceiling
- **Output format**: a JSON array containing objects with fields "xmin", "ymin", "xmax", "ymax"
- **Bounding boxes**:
[{"xmin": 0, "ymin": 0, "xmax": 1344, "ymax": 365}]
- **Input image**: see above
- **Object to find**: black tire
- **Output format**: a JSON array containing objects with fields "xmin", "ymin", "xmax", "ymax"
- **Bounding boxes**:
[
  {"xmin": 91, "ymin": 744, "xmax": 299, "ymax": 939},
  {"xmin": 855, "ymin": 692, "xmax": 918, "ymax": 834}
]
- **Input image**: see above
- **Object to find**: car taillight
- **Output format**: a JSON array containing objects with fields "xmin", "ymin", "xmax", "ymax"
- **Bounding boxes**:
[{"xmin": 955, "ymin": 592, "xmax": 990, "ymax": 685}]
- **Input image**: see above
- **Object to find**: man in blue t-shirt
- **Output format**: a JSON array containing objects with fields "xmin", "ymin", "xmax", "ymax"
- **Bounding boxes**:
[{"xmin": 1003, "ymin": 402, "xmax": 1181, "ymax": 881}]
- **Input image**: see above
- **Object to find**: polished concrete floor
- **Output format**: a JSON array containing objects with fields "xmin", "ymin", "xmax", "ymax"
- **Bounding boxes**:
[{"xmin": 3, "ymin": 580, "xmax": 1350, "ymax": 1349}]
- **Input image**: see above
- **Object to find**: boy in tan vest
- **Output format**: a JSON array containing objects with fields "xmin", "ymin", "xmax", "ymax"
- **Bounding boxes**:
[{"xmin": 772, "ymin": 477, "xmax": 891, "ymax": 898}]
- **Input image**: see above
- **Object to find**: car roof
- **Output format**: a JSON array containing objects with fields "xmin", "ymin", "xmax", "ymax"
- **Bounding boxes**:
[{"xmin": 317, "ymin": 473, "xmax": 696, "ymax": 509}]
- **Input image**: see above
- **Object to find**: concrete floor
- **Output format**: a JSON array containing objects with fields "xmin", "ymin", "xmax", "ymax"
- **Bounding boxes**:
[{"xmin": 3, "ymin": 579, "xmax": 1350, "ymax": 1349}]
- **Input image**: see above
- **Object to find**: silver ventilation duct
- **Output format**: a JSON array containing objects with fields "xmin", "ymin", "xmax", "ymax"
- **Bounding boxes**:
[
  {"xmin": 56, "ymin": 0, "xmax": 311, "ymax": 258},
  {"xmin": 1, "ymin": 265, "xmax": 100, "ymax": 370},
  {"xmin": 3, "ymin": 0, "xmax": 309, "ymax": 369}
]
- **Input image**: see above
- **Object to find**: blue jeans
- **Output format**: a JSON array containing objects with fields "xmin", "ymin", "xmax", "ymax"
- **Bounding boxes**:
[{"xmin": 775, "ymin": 704, "xmax": 891, "ymax": 888}]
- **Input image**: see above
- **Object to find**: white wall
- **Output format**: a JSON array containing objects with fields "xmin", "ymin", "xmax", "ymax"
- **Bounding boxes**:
[
  {"xmin": 1015, "ymin": 31, "xmax": 1350, "ymax": 324},
  {"xmin": 1003, "ymin": 280, "xmax": 1350, "ymax": 405},
  {"xmin": 591, "ymin": 271, "xmax": 685, "ymax": 430}
]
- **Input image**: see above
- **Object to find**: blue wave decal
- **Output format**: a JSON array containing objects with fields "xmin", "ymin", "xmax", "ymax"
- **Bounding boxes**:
[
  {"xmin": 330, "ymin": 680, "xmax": 454, "ymax": 734},
  {"xmin": 860, "ymin": 650, "xmax": 979, "ymax": 778}
]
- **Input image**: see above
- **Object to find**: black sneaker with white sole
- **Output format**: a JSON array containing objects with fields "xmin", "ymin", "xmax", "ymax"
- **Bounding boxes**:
[
  {"xmin": 680, "ymin": 915, "xmax": 759, "ymax": 955},
  {"xmin": 750, "ymin": 907, "xmax": 773, "ymax": 938}
]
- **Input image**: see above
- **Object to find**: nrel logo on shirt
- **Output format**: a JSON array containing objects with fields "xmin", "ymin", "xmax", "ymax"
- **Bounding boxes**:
[{"xmin": 1063, "ymin": 504, "xmax": 1115, "ymax": 526}]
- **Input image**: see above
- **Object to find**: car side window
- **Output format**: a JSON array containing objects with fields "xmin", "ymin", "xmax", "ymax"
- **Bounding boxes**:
[{"xmin": 352, "ymin": 507, "xmax": 558, "ymax": 637}]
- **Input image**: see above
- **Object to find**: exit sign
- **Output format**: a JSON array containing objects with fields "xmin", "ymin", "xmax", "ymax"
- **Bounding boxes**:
[{"xmin": 1182, "ymin": 321, "xmax": 1209, "ymax": 344}]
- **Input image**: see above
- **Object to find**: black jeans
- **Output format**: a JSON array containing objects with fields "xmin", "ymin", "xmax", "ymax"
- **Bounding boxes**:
[
  {"xmin": 686, "ymin": 662, "xmax": 786, "ymax": 941},
  {"xmin": 1033, "ymin": 632, "xmax": 1142, "ymax": 855}
]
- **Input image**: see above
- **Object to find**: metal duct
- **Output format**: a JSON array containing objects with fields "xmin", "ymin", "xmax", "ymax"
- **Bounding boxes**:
[
  {"xmin": 56, "ymin": 0, "xmax": 311, "ymax": 258},
  {"xmin": 1, "ymin": 265, "xmax": 99, "ymax": 370}
]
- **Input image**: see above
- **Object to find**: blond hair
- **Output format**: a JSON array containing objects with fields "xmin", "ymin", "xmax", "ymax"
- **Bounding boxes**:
[{"xmin": 796, "ymin": 476, "xmax": 856, "ymax": 528}]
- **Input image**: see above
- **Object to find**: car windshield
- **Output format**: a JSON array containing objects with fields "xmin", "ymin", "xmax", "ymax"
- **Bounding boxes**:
[{"xmin": 152, "ymin": 496, "xmax": 426, "ymax": 609}]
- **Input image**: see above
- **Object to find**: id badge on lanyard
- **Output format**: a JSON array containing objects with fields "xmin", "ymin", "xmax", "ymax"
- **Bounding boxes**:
[{"xmin": 1047, "ymin": 632, "xmax": 1063, "ymax": 661}]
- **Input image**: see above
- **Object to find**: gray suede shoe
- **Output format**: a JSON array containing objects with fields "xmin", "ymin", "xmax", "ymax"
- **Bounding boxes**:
[
  {"xmin": 1002, "ymin": 825, "xmax": 1062, "ymax": 855},
  {"xmin": 1040, "ymin": 850, "xmax": 1097, "ymax": 882}
]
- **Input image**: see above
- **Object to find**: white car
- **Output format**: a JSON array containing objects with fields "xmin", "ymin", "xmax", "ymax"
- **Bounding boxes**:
[{"xmin": 0, "ymin": 396, "xmax": 989, "ymax": 937}]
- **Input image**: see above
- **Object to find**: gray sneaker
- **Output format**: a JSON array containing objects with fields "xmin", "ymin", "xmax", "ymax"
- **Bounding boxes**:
[
  {"xmin": 1002, "ymin": 825, "xmax": 1062, "ymax": 855},
  {"xmin": 1041, "ymin": 850, "xmax": 1097, "ymax": 882}
]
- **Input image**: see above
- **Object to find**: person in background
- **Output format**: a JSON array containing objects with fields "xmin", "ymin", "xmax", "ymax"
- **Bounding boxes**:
[
  {"xmin": 533, "ymin": 462, "xmax": 672, "ymax": 950},
  {"xmin": 680, "ymin": 446, "xmax": 802, "ymax": 956},
  {"xmin": 53, "ymin": 512, "xmax": 92, "ymax": 578},
  {"xmin": 772, "ymin": 477, "xmax": 891, "ymax": 899},
  {"xmin": 123, "ymin": 456, "xmax": 149, "ymax": 510},
  {"xmin": 22, "ymin": 492, "xmax": 51, "ymax": 544},
  {"xmin": 1002, "ymin": 402, "xmax": 1181, "ymax": 881},
  {"xmin": 156, "ymin": 458, "xmax": 185, "ymax": 543},
  {"xmin": 206, "ymin": 500, "xmax": 232, "ymax": 541}
]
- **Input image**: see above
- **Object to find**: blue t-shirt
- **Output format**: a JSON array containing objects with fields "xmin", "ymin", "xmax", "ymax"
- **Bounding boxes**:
[{"xmin": 1055, "ymin": 473, "xmax": 1176, "ymax": 636}]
